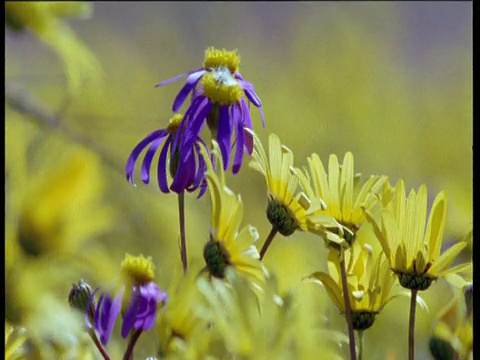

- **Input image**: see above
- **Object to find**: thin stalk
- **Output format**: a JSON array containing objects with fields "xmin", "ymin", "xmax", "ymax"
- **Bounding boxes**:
[
  {"xmin": 339, "ymin": 250, "xmax": 357, "ymax": 360},
  {"xmin": 358, "ymin": 330, "xmax": 364, "ymax": 360},
  {"xmin": 178, "ymin": 192, "xmax": 188, "ymax": 272},
  {"xmin": 87, "ymin": 329, "xmax": 111, "ymax": 360},
  {"xmin": 259, "ymin": 226, "xmax": 278, "ymax": 260},
  {"xmin": 123, "ymin": 329, "xmax": 143, "ymax": 360},
  {"xmin": 409, "ymin": 289, "xmax": 418, "ymax": 360}
]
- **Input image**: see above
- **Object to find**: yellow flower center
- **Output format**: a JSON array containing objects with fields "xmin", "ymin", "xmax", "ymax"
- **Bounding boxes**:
[
  {"xmin": 201, "ymin": 70, "xmax": 243, "ymax": 105},
  {"xmin": 121, "ymin": 253, "xmax": 156, "ymax": 284},
  {"xmin": 166, "ymin": 113, "xmax": 183, "ymax": 133},
  {"xmin": 203, "ymin": 47, "xmax": 240, "ymax": 73}
]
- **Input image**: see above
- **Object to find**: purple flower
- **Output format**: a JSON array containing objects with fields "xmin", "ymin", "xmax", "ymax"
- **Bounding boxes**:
[
  {"xmin": 156, "ymin": 47, "xmax": 265, "ymax": 175},
  {"xmin": 86, "ymin": 254, "xmax": 168, "ymax": 346},
  {"xmin": 125, "ymin": 113, "xmax": 209, "ymax": 198}
]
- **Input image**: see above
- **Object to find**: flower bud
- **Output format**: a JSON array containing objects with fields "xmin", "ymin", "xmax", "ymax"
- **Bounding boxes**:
[{"xmin": 68, "ymin": 279, "xmax": 95, "ymax": 324}]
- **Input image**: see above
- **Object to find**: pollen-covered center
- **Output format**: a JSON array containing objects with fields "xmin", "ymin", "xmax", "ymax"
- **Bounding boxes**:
[
  {"xmin": 267, "ymin": 198, "xmax": 299, "ymax": 236},
  {"xmin": 166, "ymin": 113, "xmax": 183, "ymax": 133},
  {"xmin": 203, "ymin": 47, "xmax": 240, "ymax": 73},
  {"xmin": 121, "ymin": 253, "xmax": 156, "ymax": 284},
  {"xmin": 203, "ymin": 238, "xmax": 231, "ymax": 278},
  {"xmin": 201, "ymin": 68, "xmax": 243, "ymax": 105}
]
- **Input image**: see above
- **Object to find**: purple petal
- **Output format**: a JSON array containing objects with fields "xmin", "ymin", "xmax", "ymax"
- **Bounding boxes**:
[
  {"xmin": 243, "ymin": 89, "xmax": 266, "ymax": 127},
  {"xmin": 170, "ymin": 148, "xmax": 195, "ymax": 193},
  {"xmin": 85, "ymin": 288, "xmax": 100, "ymax": 329},
  {"xmin": 157, "ymin": 135, "xmax": 173, "ymax": 193},
  {"xmin": 141, "ymin": 137, "xmax": 166, "ymax": 184},
  {"xmin": 121, "ymin": 288, "xmax": 140, "ymax": 338},
  {"xmin": 216, "ymin": 105, "xmax": 232, "ymax": 171},
  {"xmin": 172, "ymin": 70, "xmax": 207, "ymax": 112},
  {"xmin": 155, "ymin": 68, "xmax": 204, "ymax": 87},
  {"xmin": 240, "ymin": 99, "xmax": 254, "ymax": 155},
  {"xmin": 172, "ymin": 96, "xmax": 203, "ymax": 152},
  {"xmin": 232, "ymin": 104, "xmax": 245, "ymax": 174},
  {"xmin": 180, "ymin": 97, "xmax": 212, "ymax": 153},
  {"xmin": 95, "ymin": 289, "xmax": 124, "ymax": 345},
  {"xmin": 126, "ymin": 130, "xmax": 168, "ymax": 185}
]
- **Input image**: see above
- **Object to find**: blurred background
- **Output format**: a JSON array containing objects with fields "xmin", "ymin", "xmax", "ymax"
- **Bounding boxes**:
[{"xmin": 5, "ymin": 2, "xmax": 472, "ymax": 359}]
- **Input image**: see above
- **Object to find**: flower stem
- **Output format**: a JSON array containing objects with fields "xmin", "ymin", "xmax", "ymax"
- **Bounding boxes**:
[
  {"xmin": 358, "ymin": 330, "xmax": 364, "ymax": 360},
  {"xmin": 123, "ymin": 329, "xmax": 143, "ymax": 360},
  {"xmin": 409, "ymin": 289, "xmax": 418, "ymax": 360},
  {"xmin": 178, "ymin": 192, "xmax": 188, "ymax": 272},
  {"xmin": 339, "ymin": 249, "xmax": 357, "ymax": 360},
  {"xmin": 259, "ymin": 226, "xmax": 278, "ymax": 260},
  {"xmin": 87, "ymin": 329, "xmax": 111, "ymax": 360}
]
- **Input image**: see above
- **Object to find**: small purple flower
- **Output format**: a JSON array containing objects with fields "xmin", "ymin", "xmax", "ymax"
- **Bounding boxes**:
[
  {"xmin": 156, "ymin": 47, "xmax": 265, "ymax": 175},
  {"xmin": 86, "ymin": 254, "xmax": 167, "ymax": 346},
  {"xmin": 125, "ymin": 113, "xmax": 209, "ymax": 198}
]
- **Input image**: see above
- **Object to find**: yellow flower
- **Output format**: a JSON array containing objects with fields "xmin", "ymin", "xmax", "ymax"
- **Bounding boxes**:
[
  {"xmin": 297, "ymin": 151, "xmax": 388, "ymax": 246},
  {"xmin": 5, "ymin": 322, "xmax": 27, "ymax": 360},
  {"xmin": 364, "ymin": 179, "xmax": 469, "ymax": 291},
  {"xmin": 306, "ymin": 242, "xmax": 397, "ymax": 330},
  {"xmin": 248, "ymin": 130, "xmax": 340, "ymax": 238},
  {"xmin": 156, "ymin": 262, "xmax": 214, "ymax": 359},
  {"xmin": 430, "ymin": 275, "xmax": 473, "ymax": 360},
  {"xmin": 197, "ymin": 269, "xmax": 343, "ymax": 359},
  {"xmin": 200, "ymin": 140, "xmax": 267, "ymax": 293},
  {"xmin": 5, "ymin": 1, "xmax": 101, "ymax": 95}
]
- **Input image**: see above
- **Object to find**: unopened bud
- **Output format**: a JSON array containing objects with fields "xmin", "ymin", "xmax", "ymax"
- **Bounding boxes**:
[{"xmin": 68, "ymin": 279, "xmax": 95, "ymax": 324}]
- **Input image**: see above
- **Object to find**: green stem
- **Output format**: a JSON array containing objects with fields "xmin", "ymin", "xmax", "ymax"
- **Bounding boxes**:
[
  {"xmin": 259, "ymin": 226, "xmax": 278, "ymax": 260},
  {"xmin": 123, "ymin": 329, "xmax": 143, "ymax": 360},
  {"xmin": 87, "ymin": 329, "xmax": 111, "ymax": 360},
  {"xmin": 358, "ymin": 330, "xmax": 364, "ymax": 360},
  {"xmin": 178, "ymin": 192, "xmax": 188, "ymax": 272},
  {"xmin": 339, "ymin": 250, "xmax": 357, "ymax": 360},
  {"xmin": 409, "ymin": 289, "xmax": 418, "ymax": 360}
]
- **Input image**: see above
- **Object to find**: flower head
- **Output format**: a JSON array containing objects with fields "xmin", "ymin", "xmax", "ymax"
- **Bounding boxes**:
[
  {"xmin": 249, "ymin": 131, "xmax": 340, "ymax": 238},
  {"xmin": 306, "ymin": 243, "xmax": 397, "ymax": 330},
  {"xmin": 125, "ymin": 113, "xmax": 209, "ymax": 197},
  {"xmin": 156, "ymin": 47, "xmax": 265, "ymax": 175},
  {"xmin": 297, "ymin": 152, "xmax": 388, "ymax": 246},
  {"xmin": 87, "ymin": 253, "xmax": 168, "ymax": 345},
  {"xmin": 364, "ymin": 180, "xmax": 470, "ymax": 291},
  {"xmin": 200, "ymin": 140, "xmax": 266, "ymax": 292}
]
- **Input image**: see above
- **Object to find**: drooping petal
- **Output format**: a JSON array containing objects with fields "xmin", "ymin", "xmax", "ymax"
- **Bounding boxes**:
[
  {"xmin": 170, "ymin": 147, "xmax": 196, "ymax": 193},
  {"xmin": 157, "ymin": 135, "xmax": 173, "ymax": 193},
  {"xmin": 232, "ymin": 104, "xmax": 245, "ymax": 174},
  {"xmin": 141, "ymin": 137, "xmax": 166, "ymax": 184},
  {"xmin": 121, "ymin": 287, "xmax": 140, "ymax": 338},
  {"xmin": 172, "ymin": 70, "xmax": 207, "ymax": 112},
  {"xmin": 155, "ymin": 68, "xmax": 204, "ymax": 87},
  {"xmin": 125, "ymin": 130, "xmax": 168, "ymax": 185},
  {"xmin": 240, "ymin": 99, "xmax": 254, "ymax": 155},
  {"xmin": 216, "ymin": 105, "xmax": 232, "ymax": 171}
]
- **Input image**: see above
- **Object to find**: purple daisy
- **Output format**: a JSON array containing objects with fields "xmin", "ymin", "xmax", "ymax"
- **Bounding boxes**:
[
  {"xmin": 125, "ymin": 113, "xmax": 209, "ymax": 198},
  {"xmin": 86, "ymin": 254, "xmax": 168, "ymax": 346},
  {"xmin": 156, "ymin": 47, "xmax": 265, "ymax": 175}
]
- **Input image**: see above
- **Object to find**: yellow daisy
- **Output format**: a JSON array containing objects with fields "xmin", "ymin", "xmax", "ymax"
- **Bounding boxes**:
[
  {"xmin": 248, "ymin": 130, "xmax": 341, "ymax": 256},
  {"xmin": 297, "ymin": 151, "xmax": 388, "ymax": 247},
  {"xmin": 364, "ymin": 179, "xmax": 469, "ymax": 291},
  {"xmin": 200, "ymin": 140, "xmax": 267, "ymax": 292},
  {"xmin": 306, "ymin": 242, "xmax": 397, "ymax": 331}
]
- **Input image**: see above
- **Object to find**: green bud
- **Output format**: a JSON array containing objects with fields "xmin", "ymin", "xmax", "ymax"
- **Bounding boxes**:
[
  {"xmin": 397, "ymin": 272, "xmax": 433, "ymax": 291},
  {"xmin": 68, "ymin": 279, "xmax": 95, "ymax": 324},
  {"xmin": 352, "ymin": 311, "xmax": 376, "ymax": 331},
  {"xmin": 267, "ymin": 199, "xmax": 298, "ymax": 236},
  {"xmin": 203, "ymin": 239, "xmax": 230, "ymax": 278},
  {"xmin": 429, "ymin": 336, "xmax": 455, "ymax": 360}
]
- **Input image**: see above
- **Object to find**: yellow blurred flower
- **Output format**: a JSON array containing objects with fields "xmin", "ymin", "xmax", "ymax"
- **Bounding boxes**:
[
  {"xmin": 306, "ymin": 242, "xmax": 397, "ymax": 331},
  {"xmin": 201, "ymin": 140, "xmax": 267, "ymax": 293},
  {"xmin": 297, "ymin": 151, "xmax": 388, "ymax": 247},
  {"xmin": 248, "ymin": 131, "xmax": 341, "ymax": 241},
  {"xmin": 364, "ymin": 179, "xmax": 469, "ymax": 291},
  {"xmin": 5, "ymin": 1, "xmax": 101, "ymax": 95},
  {"xmin": 5, "ymin": 322, "xmax": 27, "ymax": 360},
  {"xmin": 197, "ymin": 269, "xmax": 342, "ymax": 359},
  {"xmin": 156, "ymin": 262, "xmax": 217, "ymax": 359},
  {"xmin": 430, "ymin": 275, "xmax": 473, "ymax": 360}
]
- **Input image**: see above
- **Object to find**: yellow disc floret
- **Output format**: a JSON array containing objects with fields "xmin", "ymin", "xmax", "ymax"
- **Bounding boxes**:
[
  {"xmin": 203, "ymin": 47, "xmax": 240, "ymax": 73},
  {"xmin": 166, "ymin": 113, "xmax": 183, "ymax": 133},
  {"xmin": 201, "ymin": 71, "xmax": 243, "ymax": 105},
  {"xmin": 121, "ymin": 253, "xmax": 156, "ymax": 284}
]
